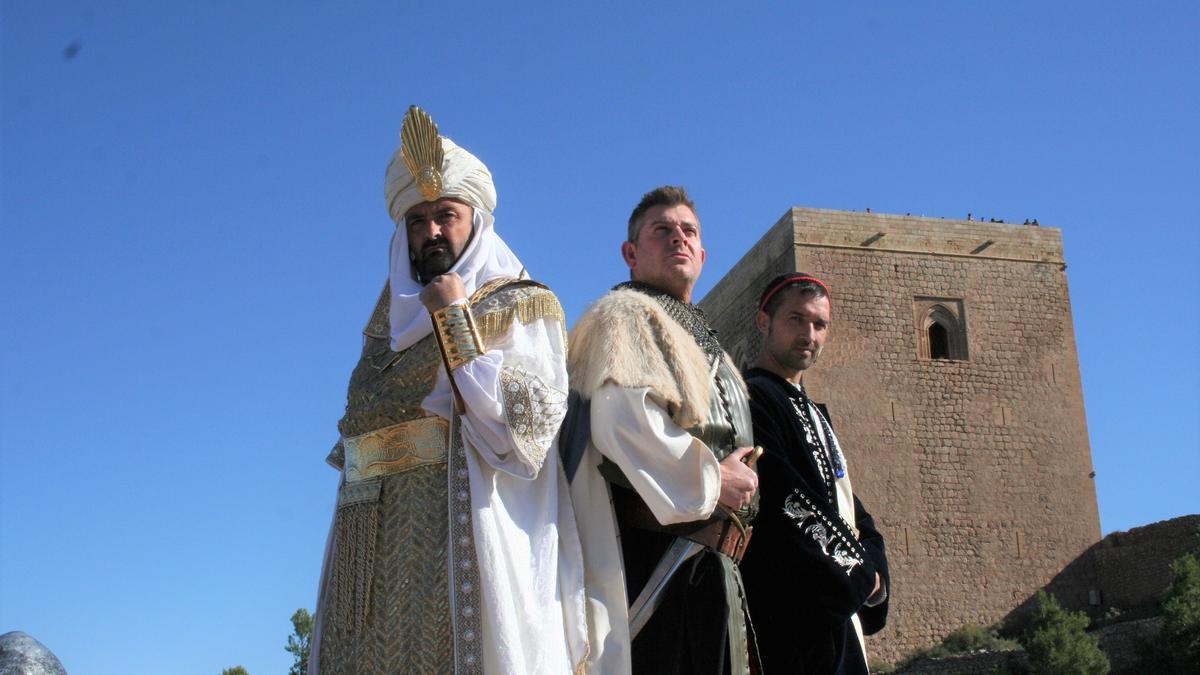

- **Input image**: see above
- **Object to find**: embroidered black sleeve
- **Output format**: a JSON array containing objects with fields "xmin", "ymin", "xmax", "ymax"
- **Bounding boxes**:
[
  {"xmin": 740, "ymin": 375, "xmax": 881, "ymax": 625},
  {"xmin": 781, "ymin": 489, "xmax": 865, "ymax": 575}
]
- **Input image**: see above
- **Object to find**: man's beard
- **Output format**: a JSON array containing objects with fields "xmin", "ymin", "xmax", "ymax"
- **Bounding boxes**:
[
  {"xmin": 791, "ymin": 348, "xmax": 819, "ymax": 371},
  {"xmin": 774, "ymin": 341, "xmax": 821, "ymax": 373},
  {"xmin": 413, "ymin": 242, "xmax": 457, "ymax": 283}
]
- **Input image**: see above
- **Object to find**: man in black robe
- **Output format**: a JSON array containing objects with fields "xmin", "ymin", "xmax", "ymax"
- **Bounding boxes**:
[{"xmin": 740, "ymin": 273, "xmax": 890, "ymax": 674}]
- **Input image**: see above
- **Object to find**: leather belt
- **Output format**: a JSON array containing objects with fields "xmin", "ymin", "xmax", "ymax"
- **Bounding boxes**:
[
  {"xmin": 342, "ymin": 416, "xmax": 450, "ymax": 483},
  {"xmin": 685, "ymin": 514, "xmax": 753, "ymax": 563},
  {"xmin": 613, "ymin": 486, "xmax": 754, "ymax": 564}
]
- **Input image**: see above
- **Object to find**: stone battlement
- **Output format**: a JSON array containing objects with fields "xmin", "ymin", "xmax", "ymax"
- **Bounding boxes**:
[{"xmin": 787, "ymin": 207, "xmax": 1065, "ymax": 264}]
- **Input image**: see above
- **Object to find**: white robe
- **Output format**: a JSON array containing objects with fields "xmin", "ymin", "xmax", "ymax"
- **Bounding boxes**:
[
  {"xmin": 311, "ymin": 308, "xmax": 588, "ymax": 675},
  {"xmin": 440, "ymin": 309, "xmax": 587, "ymax": 675},
  {"xmin": 568, "ymin": 384, "xmax": 722, "ymax": 675}
]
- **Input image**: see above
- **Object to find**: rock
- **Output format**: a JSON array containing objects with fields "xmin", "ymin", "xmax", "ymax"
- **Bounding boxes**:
[{"xmin": 0, "ymin": 632, "xmax": 67, "ymax": 675}]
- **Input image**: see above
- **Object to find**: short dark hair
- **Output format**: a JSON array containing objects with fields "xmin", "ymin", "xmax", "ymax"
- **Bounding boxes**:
[
  {"xmin": 758, "ymin": 273, "xmax": 830, "ymax": 317},
  {"xmin": 627, "ymin": 185, "xmax": 697, "ymax": 243}
]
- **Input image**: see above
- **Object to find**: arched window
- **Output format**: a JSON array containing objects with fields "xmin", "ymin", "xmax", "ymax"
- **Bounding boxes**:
[
  {"xmin": 928, "ymin": 321, "xmax": 951, "ymax": 359},
  {"xmin": 915, "ymin": 298, "xmax": 968, "ymax": 361}
]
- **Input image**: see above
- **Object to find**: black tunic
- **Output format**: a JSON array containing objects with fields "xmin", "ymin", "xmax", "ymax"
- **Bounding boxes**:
[{"xmin": 741, "ymin": 368, "xmax": 890, "ymax": 675}]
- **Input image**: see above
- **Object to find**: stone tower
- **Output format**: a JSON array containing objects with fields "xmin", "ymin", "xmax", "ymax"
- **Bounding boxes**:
[{"xmin": 699, "ymin": 207, "xmax": 1101, "ymax": 661}]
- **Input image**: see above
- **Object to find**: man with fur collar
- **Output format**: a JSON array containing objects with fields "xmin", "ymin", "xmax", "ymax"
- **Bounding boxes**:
[{"xmin": 564, "ymin": 186, "xmax": 760, "ymax": 675}]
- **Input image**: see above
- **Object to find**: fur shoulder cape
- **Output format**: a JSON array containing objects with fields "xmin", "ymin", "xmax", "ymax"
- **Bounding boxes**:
[{"xmin": 568, "ymin": 288, "xmax": 714, "ymax": 429}]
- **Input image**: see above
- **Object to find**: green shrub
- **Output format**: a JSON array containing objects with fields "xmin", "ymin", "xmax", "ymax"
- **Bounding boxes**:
[
  {"xmin": 1020, "ymin": 590, "xmax": 1109, "ymax": 675},
  {"xmin": 896, "ymin": 623, "xmax": 1019, "ymax": 670},
  {"xmin": 1145, "ymin": 550, "xmax": 1200, "ymax": 673},
  {"xmin": 942, "ymin": 624, "xmax": 1020, "ymax": 654}
]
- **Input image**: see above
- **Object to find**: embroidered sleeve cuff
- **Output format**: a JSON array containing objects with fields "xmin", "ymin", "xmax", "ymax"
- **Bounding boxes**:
[{"xmin": 499, "ymin": 364, "xmax": 568, "ymax": 470}]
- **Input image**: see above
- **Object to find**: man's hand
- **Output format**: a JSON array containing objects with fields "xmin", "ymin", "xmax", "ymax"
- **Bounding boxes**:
[
  {"xmin": 718, "ymin": 446, "xmax": 759, "ymax": 510},
  {"xmin": 420, "ymin": 272, "xmax": 467, "ymax": 312}
]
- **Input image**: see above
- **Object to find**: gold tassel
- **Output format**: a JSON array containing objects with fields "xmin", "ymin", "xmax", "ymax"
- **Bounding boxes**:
[
  {"xmin": 332, "ymin": 500, "xmax": 379, "ymax": 633},
  {"xmin": 476, "ymin": 294, "xmax": 567, "ymax": 345}
]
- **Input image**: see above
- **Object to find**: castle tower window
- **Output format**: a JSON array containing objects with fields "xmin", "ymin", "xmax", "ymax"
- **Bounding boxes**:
[
  {"xmin": 914, "ymin": 298, "xmax": 969, "ymax": 361},
  {"xmin": 928, "ymin": 321, "xmax": 951, "ymax": 359}
]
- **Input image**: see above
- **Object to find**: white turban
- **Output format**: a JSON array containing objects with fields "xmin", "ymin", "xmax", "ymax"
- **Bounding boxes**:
[
  {"xmin": 383, "ymin": 134, "xmax": 525, "ymax": 352},
  {"xmin": 384, "ymin": 137, "xmax": 498, "ymax": 224}
]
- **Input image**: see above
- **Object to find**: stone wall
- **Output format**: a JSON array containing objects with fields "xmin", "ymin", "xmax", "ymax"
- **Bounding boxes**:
[
  {"xmin": 700, "ymin": 208, "xmax": 1101, "ymax": 661},
  {"xmin": 1034, "ymin": 514, "xmax": 1200, "ymax": 621},
  {"xmin": 1091, "ymin": 515, "xmax": 1200, "ymax": 614},
  {"xmin": 1093, "ymin": 616, "xmax": 1164, "ymax": 675}
]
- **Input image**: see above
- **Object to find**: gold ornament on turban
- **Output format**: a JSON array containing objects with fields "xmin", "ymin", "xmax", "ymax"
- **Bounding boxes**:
[
  {"xmin": 384, "ymin": 107, "xmax": 496, "ymax": 224},
  {"xmin": 400, "ymin": 106, "xmax": 445, "ymax": 202}
]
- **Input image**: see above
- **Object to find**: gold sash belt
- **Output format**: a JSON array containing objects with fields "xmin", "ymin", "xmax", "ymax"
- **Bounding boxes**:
[{"xmin": 342, "ymin": 416, "xmax": 450, "ymax": 483}]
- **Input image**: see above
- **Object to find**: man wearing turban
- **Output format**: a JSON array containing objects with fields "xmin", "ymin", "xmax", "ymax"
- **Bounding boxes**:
[{"xmin": 309, "ymin": 107, "xmax": 587, "ymax": 674}]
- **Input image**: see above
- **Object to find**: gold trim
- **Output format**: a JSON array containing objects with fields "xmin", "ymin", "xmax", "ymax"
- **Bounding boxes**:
[
  {"xmin": 469, "ymin": 277, "xmax": 516, "ymax": 304},
  {"xmin": 342, "ymin": 416, "xmax": 450, "ymax": 482},
  {"xmin": 432, "ymin": 304, "xmax": 485, "ymax": 369},
  {"xmin": 476, "ymin": 292, "xmax": 567, "ymax": 345},
  {"xmin": 400, "ymin": 106, "xmax": 445, "ymax": 202}
]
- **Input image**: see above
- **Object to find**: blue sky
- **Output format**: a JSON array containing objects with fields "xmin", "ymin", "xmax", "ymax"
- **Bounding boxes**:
[{"xmin": 2, "ymin": 2, "xmax": 1197, "ymax": 673}]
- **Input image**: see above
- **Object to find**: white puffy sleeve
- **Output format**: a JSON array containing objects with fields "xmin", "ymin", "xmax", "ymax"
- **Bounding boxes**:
[
  {"xmin": 589, "ymin": 383, "xmax": 721, "ymax": 524},
  {"xmin": 452, "ymin": 310, "xmax": 568, "ymax": 479}
]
